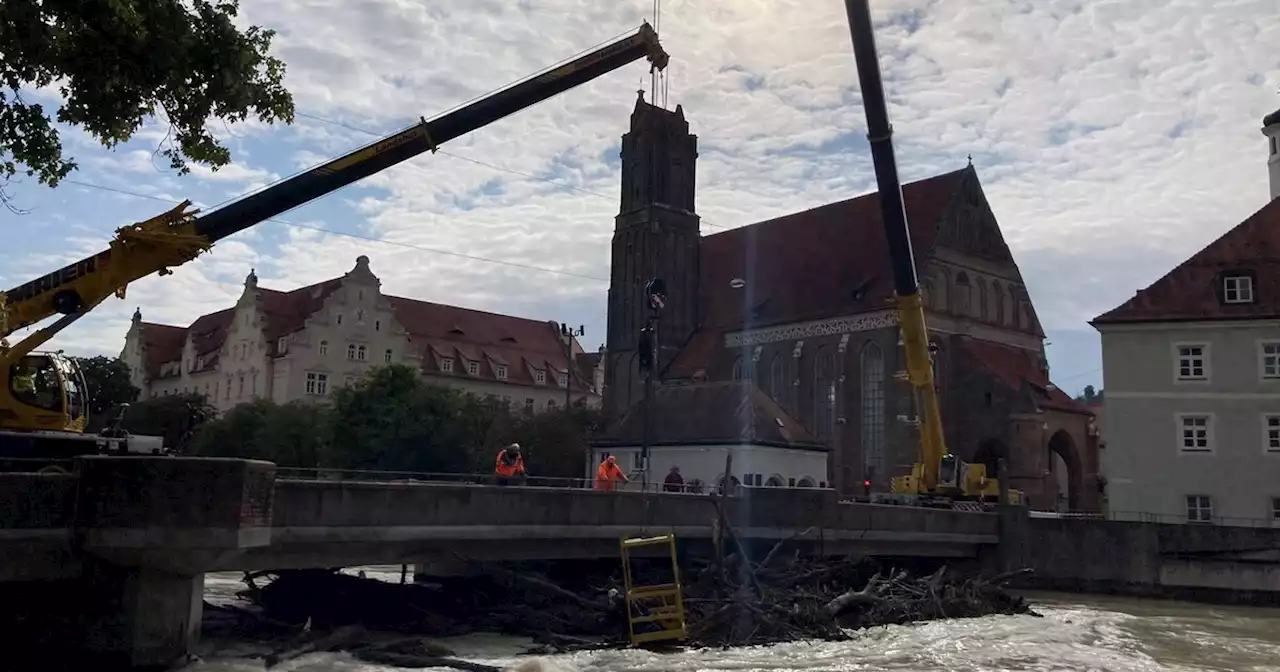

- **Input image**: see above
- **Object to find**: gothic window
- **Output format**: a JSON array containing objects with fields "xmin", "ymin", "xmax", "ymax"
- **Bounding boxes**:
[
  {"xmin": 861, "ymin": 342, "xmax": 886, "ymax": 480},
  {"xmin": 976, "ymin": 278, "xmax": 988, "ymax": 322},
  {"xmin": 954, "ymin": 272, "xmax": 972, "ymax": 315},
  {"xmin": 768, "ymin": 354, "xmax": 785, "ymax": 404},
  {"xmin": 992, "ymin": 281, "xmax": 1006, "ymax": 325},
  {"xmin": 921, "ymin": 280, "xmax": 935, "ymax": 309},
  {"xmin": 813, "ymin": 347, "xmax": 834, "ymax": 440},
  {"xmin": 731, "ymin": 357, "xmax": 744, "ymax": 382}
]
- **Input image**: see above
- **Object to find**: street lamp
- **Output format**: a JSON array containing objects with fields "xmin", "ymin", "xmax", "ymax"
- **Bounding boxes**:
[
  {"xmin": 559, "ymin": 323, "xmax": 585, "ymax": 409},
  {"xmin": 639, "ymin": 277, "xmax": 666, "ymax": 490}
]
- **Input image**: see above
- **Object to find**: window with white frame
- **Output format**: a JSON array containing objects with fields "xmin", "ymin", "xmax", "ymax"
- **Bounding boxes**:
[
  {"xmin": 495, "ymin": 365, "xmax": 508, "ymax": 380},
  {"xmin": 440, "ymin": 358, "xmax": 454, "ymax": 373},
  {"xmin": 1271, "ymin": 497, "xmax": 1280, "ymax": 521},
  {"xmin": 306, "ymin": 372, "xmax": 328, "ymax": 395},
  {"xmin": 1175, "ymin": 344, "xmax": 1208, "ymax": 381},
  {"xmin": 1223, "ymin": 275, "xmax": 1254, "ymax": 304},
  {"xmin": 319, "ymin": 340, "xmax": 328, "ymax": 356},
  {"xmin": 1185, "ymin": 495, "xmax": 1213, "ymax": 523},
  {"xmin": 357, "ymin": 345, "xmax": 367, "ymax": 361},
  {"xmin": 347, "ymin": 344, "xmax": 356, "ymax": 360},
  {"xmin": 467, "ymin": 359, "xmax": 479, "ymax": 375},
  {"xmin": 535, "ymin": 369, "xmax": 547, "ymax": 385},
  {"xmin": 557, "ymin": 373, "xmax": 568, "ymax": 388},
  {"xmin": 277, "ymin": 338, "xmax": 287, "ymax": 353},
  {"xmin": 524, "ymin": 398, "xmax": 534, "ymax": 413},
  {"xmin": 383, "ymin": 349, "xmax": 393, "ymax": 363},
  {"xmin": 1265, "ymin": 414, "xmax": 1280, "ymax": 453},
  {"xmin": 1261, "ymin": 341, "xmax": 1280, "ymax": 379},
  {"xmin": 1178, "ymin": 414, "xmax": 1212, "ymax": 452}
]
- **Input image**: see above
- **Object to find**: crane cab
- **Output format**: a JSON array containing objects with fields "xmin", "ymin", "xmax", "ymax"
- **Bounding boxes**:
[{"xmin": 0, "ymin": 352, "xmax": 88, "ymax": 434}]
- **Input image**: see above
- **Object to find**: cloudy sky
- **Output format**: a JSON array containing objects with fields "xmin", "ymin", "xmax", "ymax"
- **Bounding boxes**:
[{"xmin": 4, "ymin": 0, "xmax": 1278, "ymax": 397}]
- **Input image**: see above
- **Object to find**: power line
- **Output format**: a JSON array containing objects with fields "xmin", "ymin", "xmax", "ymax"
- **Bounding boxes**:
[{"xmin": 60, "ymin": 178, "xmax": 609, "ymax": 282}]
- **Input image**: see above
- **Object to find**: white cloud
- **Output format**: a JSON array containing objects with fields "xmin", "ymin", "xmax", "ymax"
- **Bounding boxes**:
[{"xmin": 5, "ymin": 0, "xmax": 1280, "ymax": 394}]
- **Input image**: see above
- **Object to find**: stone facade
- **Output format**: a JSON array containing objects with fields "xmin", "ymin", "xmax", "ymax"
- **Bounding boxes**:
[{"xmin": 121, "ymin": 256, "xmax": 603, "ymax": 414}]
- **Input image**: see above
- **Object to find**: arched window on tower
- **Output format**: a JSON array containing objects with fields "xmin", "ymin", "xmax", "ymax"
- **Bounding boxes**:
[
  {"xmin": 861, "ymin": 342, "xmax": 886, "ymax": 479},
  {"xmin": 992, "ymin": 281, "xmax": 1006, "ymax": 325}
]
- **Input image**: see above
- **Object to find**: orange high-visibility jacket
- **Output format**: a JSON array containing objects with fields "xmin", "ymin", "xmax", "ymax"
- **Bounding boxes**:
[
  {"xmin": 594, "ymin": 459, "xmax": 628, "ymax": 491},
  {"xmin": 495, "ymin": 450, "xmax": 525, "ymax": 477}
]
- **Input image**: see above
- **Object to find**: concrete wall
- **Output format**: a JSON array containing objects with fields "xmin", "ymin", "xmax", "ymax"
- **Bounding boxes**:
[
  {"xmin": 1099, "ymin": 321, "xmax": 1280, "ymax": 521},
  {"xmin": 590, "ymin": 444, "xmax": 829, "ymax": 491},
  {"xmin": 1001, "ymin": 510, "xmax": 1280, "ymax": 604}
]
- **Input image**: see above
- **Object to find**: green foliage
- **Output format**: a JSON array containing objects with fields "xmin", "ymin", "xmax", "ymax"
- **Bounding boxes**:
[
  {"xmin": 186, "ymin": 364, "xmax": 604, "ymax": 478},
  {"xmin": 0, "ymin": 0, "xmax": 294, "ymax": 193},
  {"xmin": 121, "ymin": 392, "xmax": 218, "ymax": 452},
  {"xmin": 1074, "ymin": 385, "xmax": 1104, "ymax": 404},
  {"xmin": 71, "ymin": 355, "xmax": 139, "ymax": 419}
]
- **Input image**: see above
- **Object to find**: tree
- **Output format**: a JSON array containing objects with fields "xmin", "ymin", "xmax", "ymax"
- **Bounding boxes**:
[
  {"xmin": 122, "ymin": 392, "xmax": 217, "ymax": 452},
  {"xmin": 1074, "ymin": 385, "xmax": 1104, "ymax": 404},
  {"xmin": 71, "ymin": 355, "xmax": 139, "ymax": 421},
  {"xmin": 0, "ymin": 0, "xmax": 295, "ymax": 205}
]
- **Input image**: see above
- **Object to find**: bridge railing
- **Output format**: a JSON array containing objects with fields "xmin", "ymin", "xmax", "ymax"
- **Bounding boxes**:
[
  {"xmin": 271, "ymin": 467, "xmax": 831, "ymax": 496},
  {"xmin": 1031, "ymin": 509, "xmax": 1280, "ymax": 529}
]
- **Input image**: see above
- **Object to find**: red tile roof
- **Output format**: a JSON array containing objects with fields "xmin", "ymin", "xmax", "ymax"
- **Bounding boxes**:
[
  {"xmin": 593, "ymin": 380, "xmax": 825, "ymax": 449},
  {"xmin": 1092, "ymin": 197, "xmax": 1280, "ymax": 325},
  {"xmin": 958, "ymin": 338, "xmax": 1088, "ymax": 415},
  {"xmin": 134, "ymin": 269, "xmax": 592, "ymax": 393},
  {"xmin": 667, "ymin": 168, "xmax": 969, "ymax": 378},
  {"xmin": 697, "ymin": 168, "xmax": 968, "ymax": 331}
]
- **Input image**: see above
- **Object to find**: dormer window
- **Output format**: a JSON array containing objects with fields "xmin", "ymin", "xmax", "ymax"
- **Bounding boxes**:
[
  {"xmin": 440, "ymin": 357, "xmax": 454, "ymax": 373},
  {"xmin": 277, "ymin": 338, "xmax": 287, "ymax": 354},
  {"xmin": 1223, "ymin": 275, "xmax": 1254, "ymax": 304},
  {"xmin": 534, "ymin": 369, "xmax": 546, "ymax": 385},
  {"xmin": 496, "ymin": 365, "xmax": 508, "ymax": 381},
  {"xmin": 467, "ymin": 359, "xmax": 480, "ymax": 375},
  {"xmin": 195, "ymin": 356, "xmax": 205, "ymax": 369}
]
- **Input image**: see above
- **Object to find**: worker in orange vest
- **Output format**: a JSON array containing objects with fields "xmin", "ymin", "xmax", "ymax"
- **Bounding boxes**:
[
  {"xmin": 594, "ymin": 455, "xmax": 629, "ymax": 492},
  {"xmin": 495, "ymin": 443, "xmax": 526, "ymax": 486}
]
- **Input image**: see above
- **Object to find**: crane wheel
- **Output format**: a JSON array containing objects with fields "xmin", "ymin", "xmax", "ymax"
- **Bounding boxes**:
[{"xmin": 37, "ymin": 465, "xmax": 70, "ymax": 475}]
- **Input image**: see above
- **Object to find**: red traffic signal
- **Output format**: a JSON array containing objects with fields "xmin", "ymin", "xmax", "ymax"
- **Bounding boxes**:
[{"xmin": 863, "ymin": 480, "xmax": 871, "ymax": 487}]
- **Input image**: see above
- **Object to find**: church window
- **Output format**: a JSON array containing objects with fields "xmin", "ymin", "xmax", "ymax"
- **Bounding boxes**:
[
  {"xmin": 813, "ymin": 347, "xmax": 834, "ymax": 440},
  {"xmin": 992, "ymin": 281, "xmax": 1006, "ymax": 325},
  {"xmin": 768, "ymin": 355, "xmax": 786, "ymax": 407},
  {"xmin": 861, "ymin": 342, "xmax": 886, "ymax": 480}
]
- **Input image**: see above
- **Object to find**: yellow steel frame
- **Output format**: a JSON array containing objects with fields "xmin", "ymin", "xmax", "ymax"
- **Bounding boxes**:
[{"xmin": 620, "ymin": 534, "xmax": 687, "ymax": 646}]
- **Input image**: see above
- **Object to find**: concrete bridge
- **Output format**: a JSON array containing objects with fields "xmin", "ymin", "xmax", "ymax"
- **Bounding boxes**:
[
  {"xmin": 6, "ymin": 456, "xmax": 1277, "ymax": 669},
  {"xmin": 0, "ymin": 456, "xmax": 996, "ymax": 668}
]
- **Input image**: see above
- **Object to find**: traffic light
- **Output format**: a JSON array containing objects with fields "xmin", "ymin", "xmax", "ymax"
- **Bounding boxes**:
[{"xmin": 863, "ymin": 479, "xmax": 872, "ymax": 496}]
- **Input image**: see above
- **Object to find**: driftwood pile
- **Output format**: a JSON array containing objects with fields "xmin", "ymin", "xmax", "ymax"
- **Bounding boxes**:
[{"xmin": 206, "ymin": 547, "xmax": 1037, "ymax": 670}]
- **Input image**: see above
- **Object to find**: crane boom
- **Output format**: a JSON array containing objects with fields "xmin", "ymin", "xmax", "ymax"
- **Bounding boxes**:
[
  {"xmin": 842, "ymin": 0, "xmax": 946, "ymax": 492},
  {"xmin": 1, "ymin": 23, "xmax": 669, "ymax": 343},
  {"xmin": 0, "ymin": 23, "xmax": 669, "ymax": 448}
]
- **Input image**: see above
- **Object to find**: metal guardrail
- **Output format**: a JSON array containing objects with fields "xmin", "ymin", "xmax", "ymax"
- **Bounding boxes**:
[
  {"xmin": 271, "ymin": 467, "xmax": 832, "ymax": 495},
  {"xmin": 1030, "ymin": 509, "xmax": 1280, "ymax": 529}
]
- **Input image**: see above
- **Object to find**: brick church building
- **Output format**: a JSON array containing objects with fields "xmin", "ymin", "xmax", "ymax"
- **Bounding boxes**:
[{"xmin": 597, "ymin": 94, "xmax": 1100, "ymax": 512}]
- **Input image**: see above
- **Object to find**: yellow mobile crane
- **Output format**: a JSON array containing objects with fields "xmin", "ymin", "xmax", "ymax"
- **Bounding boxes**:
[
  {"xmin": 842, "ymin": 1, "xmax": 1021, "ymax": 507},
  {"xmin": 0, "ymin": 24, "xmax": 670, "ymax": 470}
]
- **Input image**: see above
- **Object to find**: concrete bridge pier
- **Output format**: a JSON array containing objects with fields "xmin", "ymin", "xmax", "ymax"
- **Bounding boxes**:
[{"xmin": 67, "ymin": 456, "xmax": 276, "ymax": 669}]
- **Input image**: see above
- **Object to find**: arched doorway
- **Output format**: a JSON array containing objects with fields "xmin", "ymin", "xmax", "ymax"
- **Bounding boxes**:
[
  {"xmin": 765, "ymin": 475, "xmax": 785, "ymax": 487},
  {"xmin": 1047, "ymin": 430, "xmax": 1084, "ymax": 511}
]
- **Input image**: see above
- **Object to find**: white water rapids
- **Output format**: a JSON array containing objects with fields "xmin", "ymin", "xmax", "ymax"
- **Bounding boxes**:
[{"xmin": 193, "ymin": 567, "xmax": 1280, "ymax": 672}]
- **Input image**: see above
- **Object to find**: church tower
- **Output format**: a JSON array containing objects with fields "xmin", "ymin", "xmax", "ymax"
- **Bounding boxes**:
[
  {"xmin": 1264, "ymin": 108, "xmax": 1280, "ymax": 201},
  {"xmin": 604, "ymin": 92, "xmax": 701, "ymax": 417}
]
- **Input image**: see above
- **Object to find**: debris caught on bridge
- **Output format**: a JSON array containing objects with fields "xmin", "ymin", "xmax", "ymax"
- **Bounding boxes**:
[{"xmin": 222, "ymin": 544, "xmax": 1037, "ymax": 664}]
